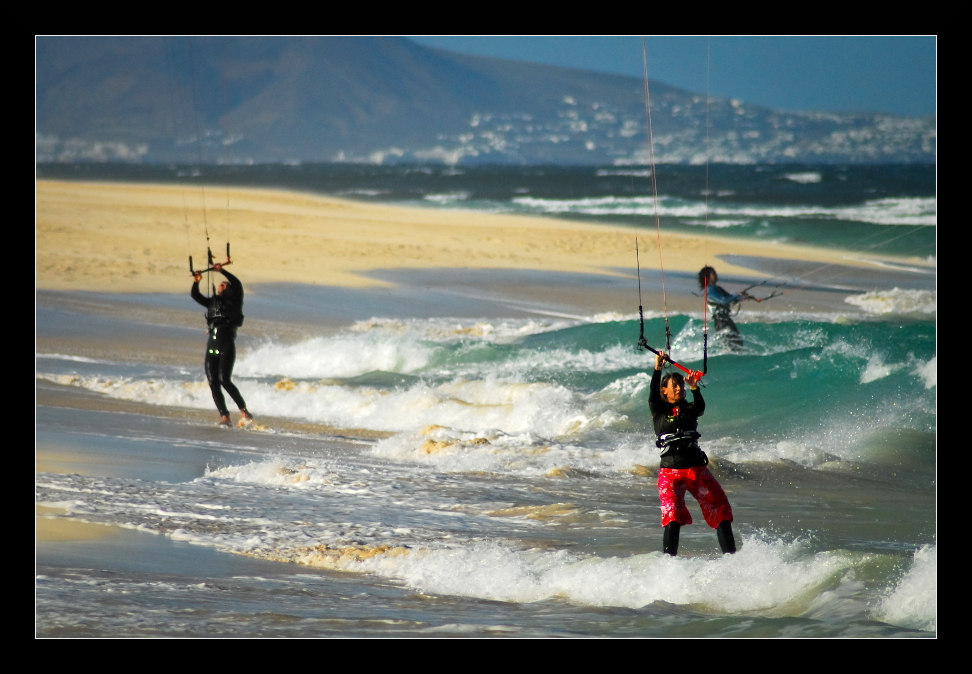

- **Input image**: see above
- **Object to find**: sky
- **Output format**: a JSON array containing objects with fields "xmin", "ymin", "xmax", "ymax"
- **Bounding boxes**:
[{"xmin": 408, "ymin": 36, "xmax": 936, "ymax": 118}]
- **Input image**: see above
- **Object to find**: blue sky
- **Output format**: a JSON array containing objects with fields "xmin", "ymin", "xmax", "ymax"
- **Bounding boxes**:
[{"xmin": 408, "ymin": 36, "xmax": 936, "ymax": 118}]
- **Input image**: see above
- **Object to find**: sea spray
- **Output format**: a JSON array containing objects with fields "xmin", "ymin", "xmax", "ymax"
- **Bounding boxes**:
[{"xmin": 877, "ymin": 545, "xmax": 937, "ymax": 632}]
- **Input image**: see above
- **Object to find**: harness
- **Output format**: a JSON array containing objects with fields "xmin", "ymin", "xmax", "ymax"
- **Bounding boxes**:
[
  {"xmin": 656, "ymin": 430, "xmax": 702, "ymax": 455},
  {"xmin": 206, "ymin": 296, "xmax": 244, "ymax": 329}
]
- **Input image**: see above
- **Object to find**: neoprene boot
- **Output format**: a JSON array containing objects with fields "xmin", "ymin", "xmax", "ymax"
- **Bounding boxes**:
[
  {"xmin": 717, "ymin": 520, "xmax": 736, "ymax": 554},
  {"xmin": 663, "ymin": 522, "xmax": 681, "ymax": 556}
]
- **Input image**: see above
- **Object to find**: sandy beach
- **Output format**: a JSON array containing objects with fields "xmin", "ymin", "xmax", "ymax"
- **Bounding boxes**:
[{"xmin": 36, "ymin": 180, "xmax": 927, "ymax": 296}]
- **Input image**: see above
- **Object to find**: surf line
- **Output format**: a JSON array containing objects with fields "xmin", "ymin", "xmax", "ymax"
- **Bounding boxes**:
[{"xmin": 635, "ymin": 38, "xmax": 703, "ymax": 382}]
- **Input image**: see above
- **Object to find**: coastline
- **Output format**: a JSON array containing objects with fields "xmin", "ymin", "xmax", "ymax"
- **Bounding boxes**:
[{"xmin": 36, "ymin": 180, "xmax": 931, "ymax": 295}]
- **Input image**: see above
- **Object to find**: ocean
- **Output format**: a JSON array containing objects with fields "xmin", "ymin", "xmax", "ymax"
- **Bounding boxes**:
[{"xmin": 36, "ymin": 163, "xmax": 935, "ymax": 637}]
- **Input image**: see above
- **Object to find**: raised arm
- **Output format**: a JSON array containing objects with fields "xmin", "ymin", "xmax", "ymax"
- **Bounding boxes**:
[
  {"xmin": 708, "ymin": 284, "xmax": 743, "ymax": 306},
  {"xmin": 190, "ymin": 274, "xmax": 209, "ymax": 308},
  {"xmin": 648, "ymin": 351, "xmax": 665, "ymax": 412}
]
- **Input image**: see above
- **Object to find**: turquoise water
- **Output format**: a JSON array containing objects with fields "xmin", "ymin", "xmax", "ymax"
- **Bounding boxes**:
[{"xmin": 37, "ymin": 295, "xmax": 936, "ymax": 636}]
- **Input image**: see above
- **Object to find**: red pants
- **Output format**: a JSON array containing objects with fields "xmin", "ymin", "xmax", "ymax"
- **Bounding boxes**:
[{"xmin": 657, "ymin": 466, "xmax": 733, "ymax": 528}]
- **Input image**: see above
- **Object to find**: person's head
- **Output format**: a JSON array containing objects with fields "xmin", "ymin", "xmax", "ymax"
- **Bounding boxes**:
[
  {"xmin": 698, "ymin": 266, "xmax": 717, "ymax": 290},
  {"xmin": 660, "ymin": 372, "xmax": 686, "ymax": 403},
  {"xmin": 217, "ymin": 279, "xmax": 233, "ymax": 296}
]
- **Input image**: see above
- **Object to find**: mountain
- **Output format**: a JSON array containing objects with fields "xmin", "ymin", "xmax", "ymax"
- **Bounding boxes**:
[{"xmin": 35, "ymin": 36, "xmax": 936, "ymax": 165}]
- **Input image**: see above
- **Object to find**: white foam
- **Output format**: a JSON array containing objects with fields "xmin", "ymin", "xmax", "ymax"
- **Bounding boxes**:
[
  {"xmin": 238, "ymin": 335, "xmax": 434, "ymax": 378},
  {"xmin": 372, "ymin": 425, "xmax": 645, "ymax": 476},
  {"xmin": 860, "ymin": 354, "xmax": 904, "ymax": 384},
  {"xmin": 338, "ymin": 189, "xmax": 389, "ymax": 196},
  {"xmin": 877, "ymin": 544, "xmax": 936, "ymax": 632},
  {"xmin": 845, "ymin": 288, "xmax": 936, "ymax": 315},
  {"xmin": 423, "ymin": 192, "xmax": 470, "ymax": 203},
  {"xmin": 507, "ymin": 195, "xmax": 936, "ymax": 226},
  {"xmin": 36, "ymin": 353, "xmax": 110, "ymax": 364},
  {"xmin": 348, "ymin": 316, "xmax": 582, "ymax": 344},
  {"xmin": 596, "ymin": 169, "xmax": 652, "ymax": 177},
  {"xmin": 205, "ymin": 457, "xmax": 340, "ymax": 488},
  {"xmin": 348, "ymin": 535, "xmax": 857, "ymax": 613},
  {"xmin": 784, "ymin": 172, "xmax": 822, "ymax": 184},
  {"xmin": 37, "ymin": 459, "xmax": 925, "ymax": 626},
  {"xmin": 682, "ymin": 219, "xmax": 751, "ymax": 228},
  {"xmin": 240, "ymin": 317, "xmax": 651, "ymax": 383},
  {"xmin": 832, "ymin": 198, "xmax": 937, "ymax": 227},
  {"xmin": 37, "ymin": 373, "xmax": 216, "ymax": 410},
  {"xmin": 41, "ymin": 367, "xmax": 639, "ymax": 448},
  {"xmin": 914, "ymin": 356, "xmax": 937, "ymax": 389}
]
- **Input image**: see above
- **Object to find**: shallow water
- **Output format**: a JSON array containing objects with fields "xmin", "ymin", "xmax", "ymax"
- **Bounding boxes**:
[{"xmin": 36, "ymin": 281, "xmax": 935, "ymax": 637}]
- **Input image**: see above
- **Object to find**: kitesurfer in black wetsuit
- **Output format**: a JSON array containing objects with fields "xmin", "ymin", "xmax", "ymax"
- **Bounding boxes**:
[
  {"xmin": 649, "ymin": 350, "xmax": 735, "ymax": 556},
  {"xmin": 699, "ymin": 266, "xmax": 745, "ymax": 350},
  {"xmin": 191, "ymin": 262, "xmax": 253, "ymax": 427}
]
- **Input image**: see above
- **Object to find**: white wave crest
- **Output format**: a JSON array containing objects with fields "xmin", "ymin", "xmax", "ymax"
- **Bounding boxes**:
[
  {"xmin": 832, "ymin": 198, "xmax": 937, "ymax": 226},
  {"xmin": 877, "ymin": 544, "xmax": 936, "ymax": 632},
  {"xmin": 206, "ymin": 457, "xmax": 343, "ymax": 489},
  {"xmin": 784, "ymin": 172, "xmax": 822, "ymax": 184},
  {"xmin": 845, "ymin": 288, "xmax": 936, "ymax": 315},
  {"xmin": 860, "ymin": 354, "xmax": 905, "ymax": 384},
  {"xmin": 37, "ymin": 374, "xmax": 216, "ymax": 410},
  {"xmin": 39, "ymin": 370, "xmax": 631, "ymax": 442},
  {"xmin": 372, "ymin": 425, "xmax": 643, "ymax": 476},
  {"xmin": 682, "ymin": 219, "xmax": 751, "ymax": 228},
  {"xmin": 36, "ymin": 353, "xmax": 109, "ymax": 364},
  {"xmin": 238, "ymin": 336, "xmax": 434, "ymax": 378},
  {"xmin": 349, "ymin": 316, "xmax": 581, "ymax": 344},
  {"xmin": 347, "ymin": 536, "xmax": 856, "ymax": 613},
  {"xmin": 508, "ymin": 195, "xmax": 935, "ymax": 226},
  {"xmin": 254, "ymin": 376, "xmax": 610, "ymax": 435},
  {"xmin": 914, "ymin": 356, "xmax": 936, "ymax": 389},
  {"xmin": 423, "ymin": 192, "xmax": 469, "ymax": 203}
]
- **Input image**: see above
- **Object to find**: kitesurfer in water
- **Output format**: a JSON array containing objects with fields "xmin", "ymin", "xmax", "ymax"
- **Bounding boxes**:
[
  {"xmin": 191, "ymin": 262, "xmax": 253, "ymax": 427},
  {"xmin": 699, "ymin": 266, "xmax": 745, "ymax": 350},
  {"xmin": 649, "ymin": 350, "xmax": 735, "ymax": 556}
]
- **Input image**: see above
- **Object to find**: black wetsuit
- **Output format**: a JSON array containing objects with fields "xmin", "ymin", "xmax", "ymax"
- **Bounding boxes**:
[
  {"xmin": 647, "ymin": 369, "xmax": 707, "ymax": 469},
  {"xmin": 191, "ymin": 270, "xmax": 247, "ymax": 417}
]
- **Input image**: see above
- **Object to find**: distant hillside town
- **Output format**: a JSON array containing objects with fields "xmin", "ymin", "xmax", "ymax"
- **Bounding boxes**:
[{"xmin": 36, "ymin": 37, "xmax": 936, "ymax": 165}]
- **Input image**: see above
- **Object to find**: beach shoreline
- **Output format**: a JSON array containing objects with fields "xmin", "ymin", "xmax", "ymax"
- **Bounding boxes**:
[{"xmin": 37, "ymin": 180, "xmax": 932, "ymax": 296}]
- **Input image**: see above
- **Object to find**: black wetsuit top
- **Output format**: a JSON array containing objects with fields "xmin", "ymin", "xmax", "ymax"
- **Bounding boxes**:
[
  {"xmin": 648, "ymin": 369, "xmax": 707, "ymax": 469},
  {"xmin": 191, "ymin": 269, "xmax": 245, "ymax": 337}
]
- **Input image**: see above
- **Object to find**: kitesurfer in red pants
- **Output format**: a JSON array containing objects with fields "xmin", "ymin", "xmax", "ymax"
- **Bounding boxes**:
[
  {"xmin": 191, "ymin": 262, "xmax": 254, "ymax": 428},
  {"xmin": 649, "ymin": 350, "xmax": 735, "ymax": 556}
]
